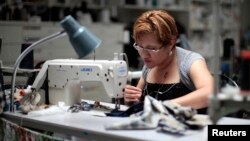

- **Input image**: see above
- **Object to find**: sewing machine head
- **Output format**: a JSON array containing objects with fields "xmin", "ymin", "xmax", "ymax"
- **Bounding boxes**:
[{"xmin": 32, "ymin": 58, "xmax": 128, "ymax": 109}]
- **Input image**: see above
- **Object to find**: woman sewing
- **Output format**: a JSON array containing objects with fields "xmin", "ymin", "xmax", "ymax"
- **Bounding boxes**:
[{"xmin": 124, "ymin": 10, "xmax": 214, "ymax": 114}]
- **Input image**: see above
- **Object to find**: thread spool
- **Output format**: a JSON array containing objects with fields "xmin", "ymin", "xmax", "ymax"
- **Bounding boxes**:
[{"xmin": 101, "ymin": 9, "xmax": 110, "ymax": 24}]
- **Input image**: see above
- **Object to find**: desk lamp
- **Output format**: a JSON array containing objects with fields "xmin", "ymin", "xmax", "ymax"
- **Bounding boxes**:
[{"xmin": 10, "ymin": 15, "xmax": 102, "ymax": 112}]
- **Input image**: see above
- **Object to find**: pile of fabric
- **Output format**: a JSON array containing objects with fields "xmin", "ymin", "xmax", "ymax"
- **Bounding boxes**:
[
  {"xmin": 105, "ymin": 96, "xmax": 206, "ymax": 135},
  {"xmin": 0, "ymin": 118, "xmax": 63, "ymax": 141}
]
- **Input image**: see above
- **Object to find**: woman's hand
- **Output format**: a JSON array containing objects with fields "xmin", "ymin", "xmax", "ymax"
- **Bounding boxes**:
[{"xmin": 124, "ymin": 85, "xmax": 142, "ymax": 104}]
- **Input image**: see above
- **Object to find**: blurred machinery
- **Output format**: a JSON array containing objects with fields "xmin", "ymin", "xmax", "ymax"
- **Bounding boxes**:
[{"xmin": 208, "ymin": 0, "xmax": 250, "ymax": 124}]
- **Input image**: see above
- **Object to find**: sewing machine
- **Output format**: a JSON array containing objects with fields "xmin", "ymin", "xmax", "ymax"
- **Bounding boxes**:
[{"xmin": 32, "ymin": 58, "xmax": 128, "ymax": 109}]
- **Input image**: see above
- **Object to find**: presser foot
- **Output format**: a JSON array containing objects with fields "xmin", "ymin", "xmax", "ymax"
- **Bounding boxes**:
[{"xmin": 114, "ymin": 98, "xmax": 121, "ymax": 110}]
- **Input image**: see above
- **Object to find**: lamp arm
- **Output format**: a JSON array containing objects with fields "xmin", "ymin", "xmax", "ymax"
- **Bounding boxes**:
[{"xmin": 10, "ymin": 30, "xmax": 66, "ymax": 112}]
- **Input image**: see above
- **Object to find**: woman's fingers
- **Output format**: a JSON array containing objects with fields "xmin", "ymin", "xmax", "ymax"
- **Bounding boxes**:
[
  {"xmin": 125, "ymin": 85, "xmax": 142, "ymax": 92},
  {"xmin": 124, "ymin": 85, "xmax": 142, "ymax": 102},
  {"xmin": 124, "ymin": 93, "xmax": 141, "ymax": 101}
]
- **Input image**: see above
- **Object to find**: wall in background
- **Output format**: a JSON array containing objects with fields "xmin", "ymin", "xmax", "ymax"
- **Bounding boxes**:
[{"xmin": 0, "ymin": 21, "xmax": 124, "ymax": 66}]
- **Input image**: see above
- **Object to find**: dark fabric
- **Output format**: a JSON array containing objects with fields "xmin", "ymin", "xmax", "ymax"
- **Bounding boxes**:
[
  {"xmin": 106, "ymin": 102, "xmax": 144, "ymax": 117},
  {"xmin": 197, "ymin": 107, "xmax": 207, "ymax": 114}
]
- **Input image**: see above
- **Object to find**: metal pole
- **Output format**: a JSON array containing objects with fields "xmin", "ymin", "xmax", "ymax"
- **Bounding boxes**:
[{"xmin": 212, "ymin": 0, "xmax": 221, "ymax": 96}]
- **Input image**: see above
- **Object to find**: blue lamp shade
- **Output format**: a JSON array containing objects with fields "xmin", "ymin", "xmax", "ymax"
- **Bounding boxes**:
[{"xmin": 60, "ymin": 15, "xmax": 102, "ymax": 58}]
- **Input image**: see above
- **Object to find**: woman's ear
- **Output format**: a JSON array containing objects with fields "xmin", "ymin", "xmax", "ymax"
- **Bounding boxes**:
[{"xmin": 166, "ymin": 38, "xmax": 176, "ymax": 56}]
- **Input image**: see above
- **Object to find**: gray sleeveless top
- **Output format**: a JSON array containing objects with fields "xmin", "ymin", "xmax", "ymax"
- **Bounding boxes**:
[{"xmin": 142, "ymin": 47, "xmax": 205, "ymax": 91}]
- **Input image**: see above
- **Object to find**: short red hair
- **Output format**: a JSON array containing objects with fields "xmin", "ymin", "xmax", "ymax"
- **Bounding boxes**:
[{"xmin": 133, "ymin": 10, "xmax": 178, "ymax": 46}]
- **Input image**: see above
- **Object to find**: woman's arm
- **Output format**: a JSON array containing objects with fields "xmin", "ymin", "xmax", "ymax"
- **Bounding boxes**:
[{"xmin": 170, "ymin": 59, "xmax": 214, "ymax": 109}]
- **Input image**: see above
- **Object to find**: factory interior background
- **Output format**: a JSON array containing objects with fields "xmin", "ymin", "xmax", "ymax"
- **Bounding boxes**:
[
  {"xmin": 1, "ymin": 0, "xmax": 250, "ymax": 140},
  {"xmin": 0, "ymin": 0, "xmax": 249, "ymax": 106}
]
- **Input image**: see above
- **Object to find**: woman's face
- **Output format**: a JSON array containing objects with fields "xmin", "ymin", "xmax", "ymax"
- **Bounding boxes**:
[{"xmin": 135, "ymin": 33, "xmax": 171, "ymax": 68}]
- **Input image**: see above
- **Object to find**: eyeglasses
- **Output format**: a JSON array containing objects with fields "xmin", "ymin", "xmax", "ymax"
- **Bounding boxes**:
[{"xmin": 133, "ymin": 43, "xmax": 164, "ymax": 53}]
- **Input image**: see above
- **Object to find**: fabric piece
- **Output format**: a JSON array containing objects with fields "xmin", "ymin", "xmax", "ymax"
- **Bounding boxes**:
[
  {"xmin": 68, "ymin": 100, "xmax": 112, "ymax": 113},
  {"xmin": 0, "ymin": 118, "xmax": 63, "ymax": 141},
  {"xmin": 105, "ymin": 96, "xmax": 160, "ymax": 130},
  {"xmin": 105, "ymin": 96, "xmax": 205, "ymax": 134}
]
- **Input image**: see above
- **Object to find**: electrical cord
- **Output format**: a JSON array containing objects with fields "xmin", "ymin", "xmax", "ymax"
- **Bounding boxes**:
[{"xmin": 212, "ymin": 73, "xmax": 239, "ymax": 88}]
